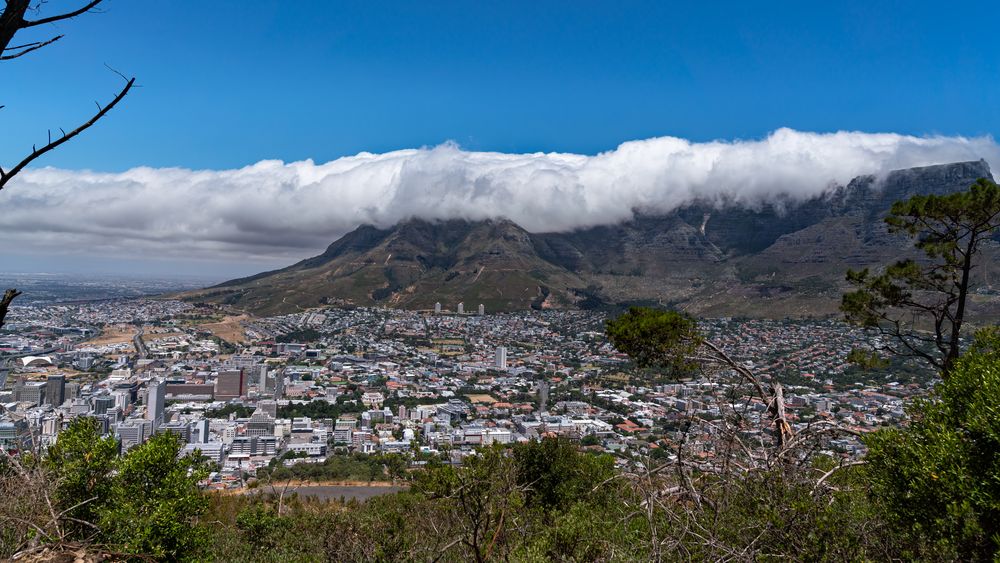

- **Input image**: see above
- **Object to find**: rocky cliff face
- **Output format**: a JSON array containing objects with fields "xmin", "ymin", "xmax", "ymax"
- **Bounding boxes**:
[{"xmin": 185, "ymin": 160, "xmax": 996, "ymax": 317}]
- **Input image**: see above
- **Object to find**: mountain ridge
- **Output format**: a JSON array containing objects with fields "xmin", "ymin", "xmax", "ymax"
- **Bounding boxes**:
[{"xmin": 184, "ymin": 160, "xmax": 998, "ymax": 317}]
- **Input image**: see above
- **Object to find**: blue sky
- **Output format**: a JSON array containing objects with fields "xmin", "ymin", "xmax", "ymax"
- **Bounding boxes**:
[
  {"xmin": 3, "ymin": 0, "xmax": 999, "ymax": 171},
  {"xmin": 2, "ymin": 0, "xmax": 1000, "ymax": 279}
]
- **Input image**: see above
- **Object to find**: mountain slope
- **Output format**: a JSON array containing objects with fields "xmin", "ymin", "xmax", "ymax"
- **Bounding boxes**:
[
  {"xmin": 188, "ymin": 219, "xmax": 587, "ymax": 315},
  {"xmin": 184, "ymin": 160, "xmax": 998, "ymax": 317}
]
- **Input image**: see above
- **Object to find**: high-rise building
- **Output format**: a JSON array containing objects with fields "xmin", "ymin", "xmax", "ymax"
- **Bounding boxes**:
[
  {"xmin": 146, "ymin": 379, "xmax": 166, "ymax": 428},
  {"xmin": 114, "ymin": 381, "xmax": 139, "ymax": 405},
  {"xmin": 215, "ymin": 369, "xmax": 246, "ymax": 400},
  {"xmin": 158, "ymin": 421, "xmax": 191, "ymax": 443},
  {"xmin": 45, "ymin": 374, "xmax": 66, "ymax": 406},
  {"xmin": 14, "ymin": 381, "xmax": 46, "ymax": 406},
  {"xmin": 194, "ymin": 418, "xmax": 211, "ymax": 443},
  {"xmin": 64, "ymin": 382, "xmax": 81, "ymax": 401},
  {"xmin": 114, "ymin": 420, "xmax": 151, "ymax": 451},
  {"xmin": 457, "ymin": 302, "xmax": 464, "ymax": 314},
  {"xmin": 92, "ymin": 395, "xmax": 115, "ymax": 415},
  {"xmin": 478, "ymin": 303, "xmax": 485, "ymax": 315},
  {"xmin": 495, "ymin": 346, "xmax": 508, "ymax": 370},
  {"xmin": 112, "ymin": 390, "xmax": 130, "ymax": 411},
  {"xmin": 434, "ymin": 302, "xmax": 442, "ymax": 314},
  {"xmin": 74, "ymin": 355, "xmax": 95, "ymax": 370}
]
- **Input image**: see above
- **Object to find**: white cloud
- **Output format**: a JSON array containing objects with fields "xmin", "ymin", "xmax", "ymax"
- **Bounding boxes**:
[{"xmin": 1, "ymin": 128, "xmax": 997, "ymax": 267}]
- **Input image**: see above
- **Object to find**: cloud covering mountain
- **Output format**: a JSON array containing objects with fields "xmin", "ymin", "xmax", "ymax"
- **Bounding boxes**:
[{"xmin": 2, "ymin": 128, "xmax": 998, "ymax": 268}]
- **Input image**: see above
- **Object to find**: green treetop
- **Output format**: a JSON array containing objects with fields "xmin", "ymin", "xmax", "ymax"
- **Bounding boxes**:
[{"xmin": 842, "ymin": 178, "xmax": 1000, "ymax": 374}]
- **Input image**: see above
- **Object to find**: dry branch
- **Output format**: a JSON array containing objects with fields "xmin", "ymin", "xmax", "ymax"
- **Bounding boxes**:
[
  {"xmin": 0, "ymin": 76, "xmax": 134, "ymax": 191},
  {"xmin": 0, "ymin": 288, "xmax": 22, "ymax": 328}
]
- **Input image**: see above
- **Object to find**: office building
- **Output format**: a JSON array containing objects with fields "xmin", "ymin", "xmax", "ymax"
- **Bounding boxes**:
[
  {"xmin": 257, "ymin": 399, "xmax": 278, "ymax": 418},
  {"xmin": 45, "ymin": 374, "xmax": 65, "ymax": 406},
  {"xmin": 159, "ymin": 421, "xmax": 191, "ymax": 442},
  {"xmin": 0, "ymin": 421, "xmax": 18, "ymax": 451},
  {"xmin": 164, "ymin": 383, "xmax": 214, "ymax": 401},
  {"xmin": 195, "ymin": 418, "xmax": 210, "ymax": 443},
  {"xmin": 146, "ymin": 379, "xmax": 166, "ymax": 428},
  {"xmin": 215, "ymin": 369, "xmax": 246, "ymax": 400},
  {"xmin": 92, "ymin": 395, "xmax": 115, "ymax": 415},
  {"xmin": 246, "ymin": 410, "xmax": 275, "ymax": 437},
  {"xmin": 114, "ymin": 420, "xmax": 152, "ymax": 451},
  {"xmin": 14, "ymin": 381, "xmax": 46, "ymax": 406},
  {"xmin": 65, "ymin": 381, "xmax": 81, "ymax": 401},
  {"xmin": 230, "ymin": 436, "xmax": 277, "ymax": 457},
  {"xmin": 334, "ymin": 416, "xmax": 356, "ymax": 444},
  {"xmin": 112, "ymin": 390, "xmax": 131, "ymax": 411}
]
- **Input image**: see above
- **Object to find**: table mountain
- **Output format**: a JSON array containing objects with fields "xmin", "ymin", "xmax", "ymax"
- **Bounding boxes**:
[{"xmin": 183, "ymin": 160, "xmax": 998, "ymax": 317}]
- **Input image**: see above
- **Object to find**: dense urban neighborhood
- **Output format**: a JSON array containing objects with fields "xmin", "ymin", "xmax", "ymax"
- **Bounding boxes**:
[{"xmin": 1, "ymin": 293, "xmax": 933, "ymax": 491}]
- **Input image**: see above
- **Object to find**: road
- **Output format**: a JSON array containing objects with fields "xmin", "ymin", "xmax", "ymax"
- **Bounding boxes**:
[{"xmin": 133, "ymin": 329, "xmax": 148, "ymax": 358}]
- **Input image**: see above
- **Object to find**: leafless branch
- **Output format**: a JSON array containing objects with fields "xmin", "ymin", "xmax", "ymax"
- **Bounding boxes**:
[
  {"xmin": 21, "ymin": 0, "xmax": 106, "ymax": 28},
  {"xmin": 812, "ymin": 460, "xmax": 866, "ymax": 494},
  {"xmin": 0, "ymin": 76, "xmax": 134, "ymax": 191},
  {"xmin": 0, "ymin": 288, "xmax": 22, "ymax": 328},
  {"xmin": 0, "ymin": 33, "xmax": 61, "ymax": 58}
]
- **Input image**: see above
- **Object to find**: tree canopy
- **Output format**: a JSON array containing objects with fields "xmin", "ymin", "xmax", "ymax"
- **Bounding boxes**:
[
  {"xmin": 864, "ymin": 327, "xmax": 1000, "ymax": 560},
  {"xmin": 604, "ymin": 306, "xmax": 701, "ymax": 375},
  {"xmin": 842, "ymin": 178, "xmax": 1000, "ymax": 374}
]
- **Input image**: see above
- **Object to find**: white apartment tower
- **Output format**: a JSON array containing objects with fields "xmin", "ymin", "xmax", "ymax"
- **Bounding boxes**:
[
  {"xmin": 478, "ymin": 303, "xmax": 485, "ymax": 315},
  {"xmin": 457, "ymin": 302, "xmax": 464, "ymax": 314},
  {"xmin": 146, "ymin": 379, "xmax": 166, "ymax": 429},
  {"xmin": 495, "ymin": 346, "xmax": 508, "ymax": 370},
  {"xmin": 434, "ymin": 302, "xmax": 442, "ymax": 314}
]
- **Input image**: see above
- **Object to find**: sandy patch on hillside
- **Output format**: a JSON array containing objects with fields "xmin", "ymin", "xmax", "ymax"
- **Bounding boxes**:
[
  {"xmin": 84, "ymin": 324, "xmax": 136, "ymax": 346},
  {"xmin": 200, "ymin": 315, "xmax": 250, "ymax": 344}
]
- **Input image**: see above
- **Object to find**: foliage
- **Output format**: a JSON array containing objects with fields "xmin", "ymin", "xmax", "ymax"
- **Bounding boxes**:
[
  {"xmin": 864, "ymin": 327, "xmax": 1000, "ymax": 560},
  {"xmin": 202, "ymin": 438, "xmax": 641, "ymax": 562},
  {"xmin": 42, "ymin": 417, "xmax": 118, "ymax": 536},
  {"xmin": 845, "ymin": 347, "xmax": 890, "ymax": 371},
  {"xmin": 207, "ymin": 403, "xmax": 255, "ymax": 419},
  {"xmin": 511, "ymin": 436, "xmax": 615, "ymax": 511},
  {"xmin": 605, "ymin": 306, "xmax": 701, "ymax": 375},
  {"xmin": 98, "ymin": 431, "xmax": 211, "ymax": 559},
  {"xmin": 842, "ymin": 178, "xmax": 1000, "ymax": 373},
  {"xmin": 276, "ymin": 328, "xmax": 321, "ymax": 343},
  {"xmin": 277, "ymin": 398, "xmax": 364, "ymax": 420},
  {"xmin": 5, "ymin": 419, "xmax": 210, "ymax": 560}
]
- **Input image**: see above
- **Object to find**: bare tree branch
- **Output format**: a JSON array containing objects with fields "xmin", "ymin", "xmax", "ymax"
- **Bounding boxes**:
[
  {"xmin": 0, "ymin": 76, "xmax": 134, "ymax": 191},
  {"xmin": 21, "ymin": 0, "xmax": 105, "ymax": 28},
  {"xmin": 812, "ymin": 460, "xmax": 866, "ymax": 494},
  {"xmin": 0, "ymin": 288, "xmax": 22, "ymax": 328},
  {"xmin": 0, "ymin": 33, "xmax": 61, "ymax": 58}
]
